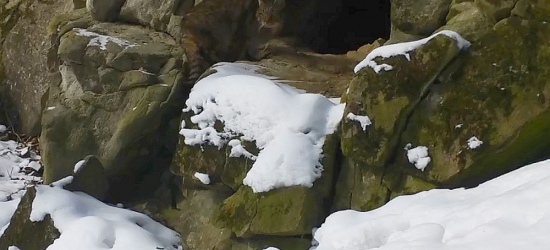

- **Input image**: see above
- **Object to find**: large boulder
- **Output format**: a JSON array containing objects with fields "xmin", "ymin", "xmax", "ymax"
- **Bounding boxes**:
[
  {"xmin": 86, "ymin": 0, "xmax": 126, "ymax": 22},
  {"xmin": 399, "ymin": 16, "xmax": 550, "ymax": 187},
  {"xmin": 0, "ymin": 0, "xmax": 75, "ymax": 135},
  {"xmin": 41, "ymin": 17, "xmax": 187, "ymax": 200},
  {"xmin": 156, "ymin": 189, "xmax": 311, "ymax": 250},
  {"xmin": 338, "ymin": 1, "xmax": 550, "ymax": 210},
  {"xmin": 169, "ymin": 54, "xmax": 354, "ymax": 248},
  {"xmin": 338, "ymin": 32, "xmax": 470, "ymax": 210}
]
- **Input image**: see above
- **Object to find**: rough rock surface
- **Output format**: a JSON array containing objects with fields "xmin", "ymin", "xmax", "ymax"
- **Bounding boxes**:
[
  {"xmin": 169, "ymin": 54, "xmax": 353, "ymax": 248},
  {"xmin": 86, "ymin": 0, "xmax": 126, "ymax": 22},
  {"xmin": 0, "ymin": 0, "xmax": 549, "ymax": 249},
  {"xmin": 119, "ymin": 0, "xmax": 197, "ymax": 33},
  {"xmin": 338, "ymin": 34, "xmax": 466, "ymax": 210},
  {"xmin": 0, "ymin": 0, "xmax": 74, "ymax": 135},
  {"xmin": 337, "ymin": 0, "xmax": 550, "ymax": 210},
  {"xmin": 41, "ymin": 18, "xmax": 187, "ymax": 200},
  {"xmin": 391, "ymin": 0, "xmax": 452, "ymax": 36}
]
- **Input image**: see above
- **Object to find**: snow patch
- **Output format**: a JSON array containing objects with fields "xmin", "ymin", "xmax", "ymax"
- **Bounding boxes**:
[
  {"xmin": 180, "ymin": 63, "xmax": 345, "ymax": 192},
  {"xmin": 74, "ymin": 28, "xmax": 137, "ymax": 51},
  {"xmin": 0, "ymin": 140, "xmax": 41, "ymax": 202},
  {"xmin": 73, "ymin": 160, "xmax": 86, "ymax": 173},
  {"xmin": 0, "ymin": 125, "xmax": 6, "ymax": 133},
  {"xmin": 406, "ymin": 145, "xmax": 431, "ymax": 171},
  {"xmin": 313, "ymin": 159, "xmax": 550, "ymax": 250},
  {"xmin": 50, "ymin": 176, "xmax": 74, "ymax": 188},
  {"xmin": 346, "ymin": 112, "xmax": 372, "ymax": 131},
  {"xmin": 228, "ymin": 139, "xmax": 257, "ymax": 160},
  {"xmin": 193, "ymin": 172, "xmax": 211, "ymax": 185},
  {"xmin": 27, "ymin": 161, "xmax": 42, "ymax": 172},
  {"xmin": 467, "ymin": 136, "xmax": 483, "ymax": 149},
  {"xmin": 8, "ymin": 246, "xmax": 20, "ymax": 250},
  {"xmin": 29, "ymin": 185, "xmax": 182, "ymax": 250},
  {"xmin": 354, "ymin": 30, "xmax": 471, "ymax": 73}
]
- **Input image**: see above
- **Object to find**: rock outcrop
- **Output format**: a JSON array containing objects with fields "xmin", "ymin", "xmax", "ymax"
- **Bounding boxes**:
[
  {"xmin": 169, "ymin": 56, "xmax": 355, "ymax": 248},
  {"xmin": 1, "ymin": 0, "xmax": 550, "ymax": 249},
  {"xmin": 41, "ymin": 18, "xmax": 187, "ymax": 200},
  {"xmin": 0, "ymin": 0, "xmax": 75, "ymax": 135}
]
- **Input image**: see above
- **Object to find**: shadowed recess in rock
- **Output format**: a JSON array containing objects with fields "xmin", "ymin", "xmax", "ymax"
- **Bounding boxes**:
[{"xmin": 285, "ymin": 0, "xmax": 391, "ymax": 54}]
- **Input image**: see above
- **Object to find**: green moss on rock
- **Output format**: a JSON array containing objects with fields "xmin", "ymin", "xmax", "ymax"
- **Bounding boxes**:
[{"xmin": 394, "ymin": 17, "xmax": 550, "ymax": 187}]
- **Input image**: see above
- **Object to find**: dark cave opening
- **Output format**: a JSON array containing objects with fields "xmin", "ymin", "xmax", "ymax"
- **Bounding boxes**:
[{"xmin": 285, "ymin": 0, "xmax": 391, "ymax": 54}]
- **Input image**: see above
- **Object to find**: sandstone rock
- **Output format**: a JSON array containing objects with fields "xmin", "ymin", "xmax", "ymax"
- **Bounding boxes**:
[
  {"xmin": 0, "ymin": 0, "xmax": 74, "ymax": 135},
  {"xmin": 169, "ymin": 53, "xmax": 349, "ymax": 243},
  {"xmin": 119, "ymin": 0, "xmax": 197, "ymax": 32},
  {"xmin": 217, "ymin": 185, "xmax": 330, "ymax": 237},
  {"xmin": 0, "ymin": 187, "xmax": 60, "ymax": 249},
  {"xmin": 339, "ymin": 33, "xmax": 467, "ymax": 210},
  {"xmin": 400, "ymin": 17, "xmax": 550, "ymax": 187},
  {"xmin": 41, "ymin": 19, "xmax": 187, "ymax": 201},
  {"xmin": 438, "ymin": 2, "xmax": 495, "ymax": 42},
  {"xmin": 391, "ymin": 0, "xmax": 452, "ymax": 36},
  {"xmin": 474, "ymin": 0, "xmax": 517, "ymax": 21},
  {"xmin": 86, "ymin": 0, "xmax": 126, "ymax": 22},
  {"xmin": 64, "ymin": 155, "xmax": 109, "ymax": 200},
  {"xmin": 155, "ymin": 189, "xmax": 311, "ymax": 250},
  {"xmin": 165, "ymin": 189, "xmax": 234, "ymax": 249}
]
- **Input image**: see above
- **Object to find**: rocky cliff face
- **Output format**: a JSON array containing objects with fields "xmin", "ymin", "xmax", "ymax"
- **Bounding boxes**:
[{"xmin": 1, "ymin": 0, "xmax": 550, "ymax": 249}]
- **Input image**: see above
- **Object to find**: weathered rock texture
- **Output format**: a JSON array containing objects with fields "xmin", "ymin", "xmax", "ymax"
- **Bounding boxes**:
[
  {"xmin": 168, "ymin": 55, "xmax": 355, "ymax": 248},
  {"xmin": 0, "ymin": 0, "xmax": 74, "ymax": 135},
  {"xmin": 340, "ymin": 0, "xmax": 550, "ymax": 210},
  {"xmin": 41, "ymin": 17, "xmax": 187, "ymax": 200},
  {"xmin": 0, "ymin": 0, "xmax": 548, "ymax": 249},
  {"xmin": 86, "ymin": 0, "xmax": 126, "ymax": 22}
]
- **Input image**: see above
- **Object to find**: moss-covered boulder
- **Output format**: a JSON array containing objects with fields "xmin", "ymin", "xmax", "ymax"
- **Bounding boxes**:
[
  {"xmin": 161, "ymin": 189, "xmax": 311, "ymax": 250},
  {"xmin": 169, "ymin": 54, "xmax": 350, "ymax": 245},
  {"xmin": 0, "ymin": 187, "xmax": 60, "ymax": 250},
  {"xmin": 216, "ymin": 183, "xmax": 329, "ymax": 237},
  {"xmin": 395, "ymin": 16, "xmax": 550, "ymax": 187},
  {"xmin": 338, "ymin": 33, "xmax": 469, "ymax": 210},
  {"xmin": 163, "ymin": 189, "xmax": 234, "ymax": 249},
  {"xmin": 41, "ymin": 17, "xmax": 187, "ymax": 201},
  {"xmin": 339, "ymin": 5, "xmax": 550, "ymax": 211},
  {"xmin": 0, "ymin": 0, "xmax": 75, "ymax": 134}
]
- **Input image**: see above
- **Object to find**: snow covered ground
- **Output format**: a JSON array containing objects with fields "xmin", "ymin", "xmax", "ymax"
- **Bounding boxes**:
[
  {"xmin": 180, "ymin": 63, "xmax": 345, "ymax": 193},
  {"xmin": 312, "ymin": 159, "xmax": 550, "ymax": 250},
  {"xmin": 0, "ymin": 137, "xmax": 182, "ymax": 249},
  {"xmin": 32, "ymin": 186, "xmax": 182, "ymax": 250},
  {"xmin": 0, "ymin": 138, "xmax": 42, "ymax": 235},
  {"xmin": 0, "ymin": 140, "xmax": 41, "ymax": 202}
]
